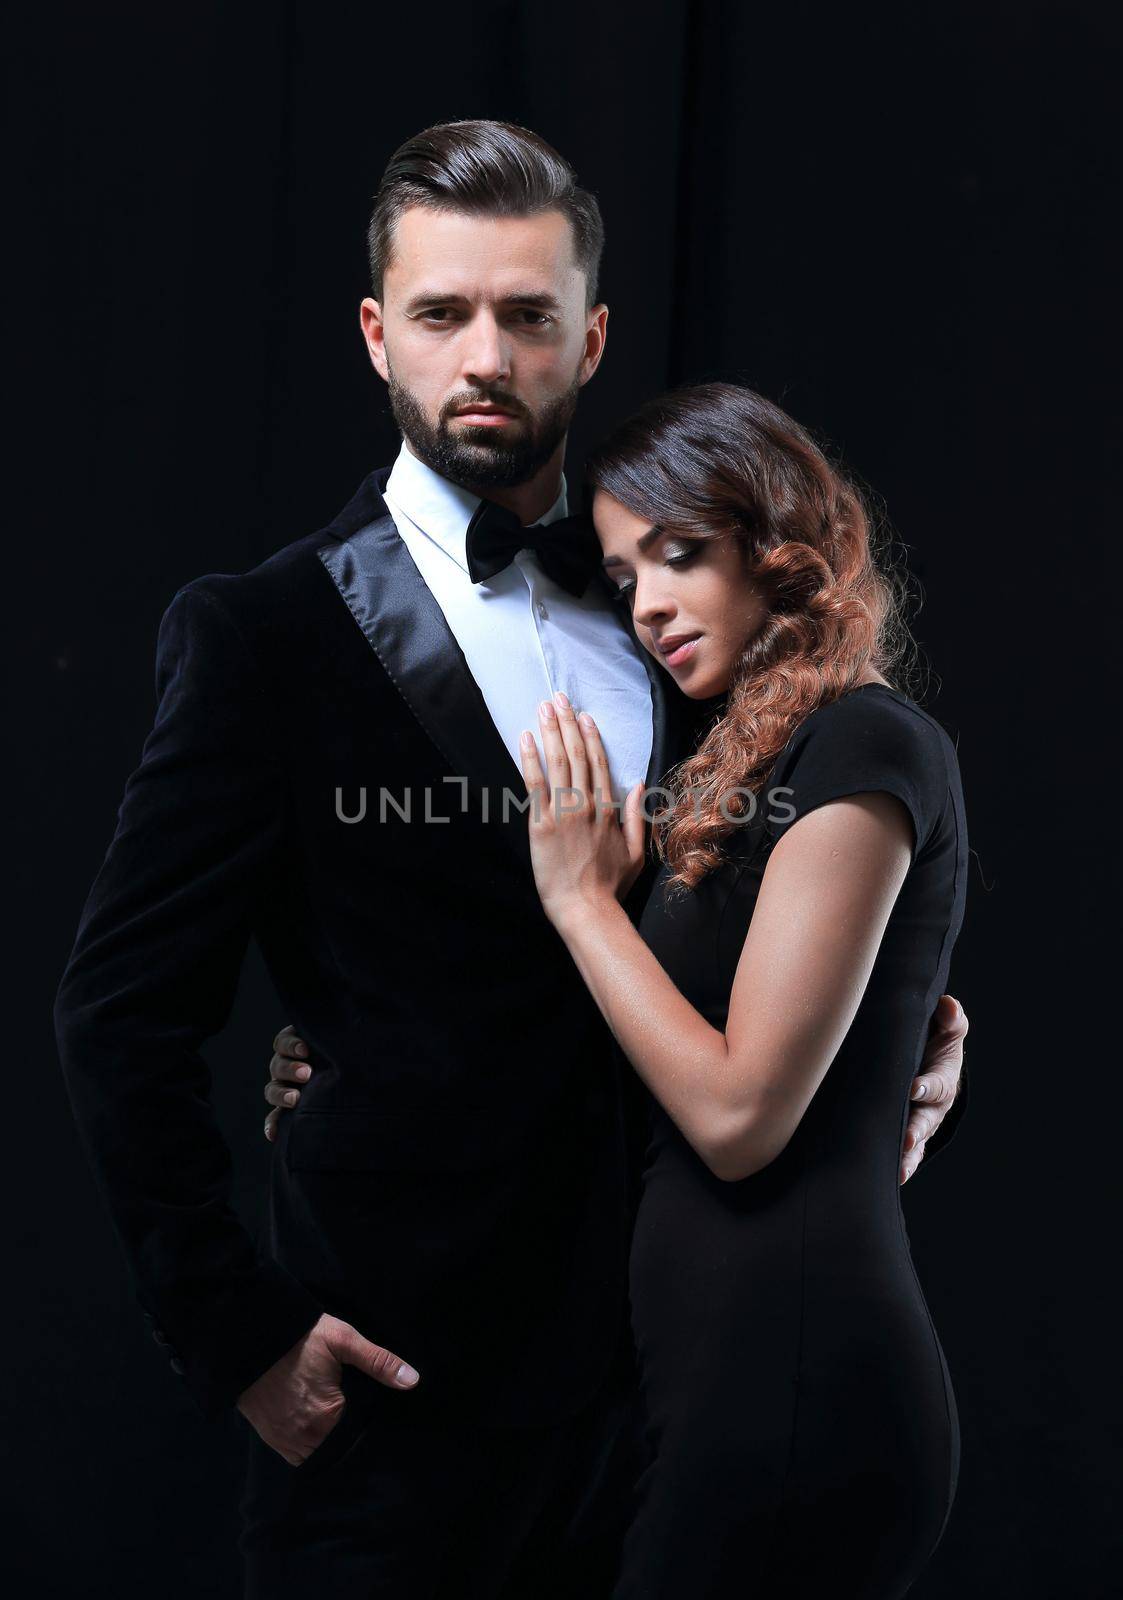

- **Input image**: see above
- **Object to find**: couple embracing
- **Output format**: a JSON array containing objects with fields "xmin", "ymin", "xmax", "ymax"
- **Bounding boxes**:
[{"xmin": 55, "ymin": 118, "xmax": 971, "ymax": 1599}]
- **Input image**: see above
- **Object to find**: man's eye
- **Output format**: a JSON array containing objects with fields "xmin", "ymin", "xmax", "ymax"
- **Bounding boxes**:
[{"xmin": 514, "ymin": 310, "xmax": 551, "ymax": 325}]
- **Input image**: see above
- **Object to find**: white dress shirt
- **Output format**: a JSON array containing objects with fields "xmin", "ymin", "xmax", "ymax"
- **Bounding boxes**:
[{"xmin": 382, "ymin": 440, "xmax": 654, "ymax": 803}]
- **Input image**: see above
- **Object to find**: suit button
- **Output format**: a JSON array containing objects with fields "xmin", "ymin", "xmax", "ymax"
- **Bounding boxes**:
[{"xmin": 169, "ymin": 1357, "xmax": 186, "ymax": 1376}]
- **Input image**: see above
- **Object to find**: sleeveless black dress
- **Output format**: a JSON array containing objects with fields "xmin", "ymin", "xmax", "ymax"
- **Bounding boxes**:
[{"xmin": 615, "ymin": 684, "xmax": 969, "ymax": 1600}]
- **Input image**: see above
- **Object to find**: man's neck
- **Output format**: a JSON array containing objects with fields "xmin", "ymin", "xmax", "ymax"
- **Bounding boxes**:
[{"xmin": 402, "ymin": 438, "xmax": 566, "ymax": 526}]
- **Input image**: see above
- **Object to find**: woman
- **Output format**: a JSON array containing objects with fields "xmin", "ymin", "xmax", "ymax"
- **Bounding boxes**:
[
  {"xmin": 263, "ymin": 383, "xmax": 967, "ymax": 1596},
  {"xmin": 515, "ymin": 384, "xmax": 968, "ymax": 1597}
]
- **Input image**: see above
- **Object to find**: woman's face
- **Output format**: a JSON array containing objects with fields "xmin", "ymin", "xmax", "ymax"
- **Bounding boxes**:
[{"xmin": 594, "ymin": 489, "xmax": 770, "ymax": 698}]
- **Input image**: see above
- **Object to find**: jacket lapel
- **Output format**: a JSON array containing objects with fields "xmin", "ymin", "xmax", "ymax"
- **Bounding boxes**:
[
  {"xmin": 316, "ymin": 467, "xmax": 533, "ymax": 869},
  {"xmin": 316, "ymin": 465, "xmax": 682, "ymax": 872}
]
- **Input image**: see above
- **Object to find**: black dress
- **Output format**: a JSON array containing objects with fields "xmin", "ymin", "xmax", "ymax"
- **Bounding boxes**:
[{"xmin": 616, "ymin": 684, "xmax": 969, "ymax": 1600}]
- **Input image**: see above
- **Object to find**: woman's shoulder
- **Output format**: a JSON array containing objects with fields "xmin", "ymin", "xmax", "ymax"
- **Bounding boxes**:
[
  {"xmin": 780, "ymin": 683, "xmax": 956, "ymax": 770},
  {"xmin": 766, "ymin": 683, "xmax": 963, "ymax": 862}
]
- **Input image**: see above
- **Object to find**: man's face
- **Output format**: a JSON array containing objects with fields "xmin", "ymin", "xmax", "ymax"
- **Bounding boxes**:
[{"xmin": 360, "ymin": 206, "xmax": 608, "ymax": 489}]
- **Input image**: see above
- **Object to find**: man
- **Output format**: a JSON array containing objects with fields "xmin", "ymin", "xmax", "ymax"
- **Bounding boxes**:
[{"xmin": 54, "ymin": 119, "xmax": 969, "ymax": 1598}]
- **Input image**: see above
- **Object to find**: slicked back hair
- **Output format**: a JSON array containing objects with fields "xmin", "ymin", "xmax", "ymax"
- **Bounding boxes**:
[{"xmin": 367, "ymin": 119, "xmax": 605, "ymax": 308}]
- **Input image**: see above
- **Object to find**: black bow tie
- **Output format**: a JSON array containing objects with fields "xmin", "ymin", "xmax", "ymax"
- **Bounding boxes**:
[{"xmin": 464, "ymin": 497, "xmax": 602, "ymax": 598}]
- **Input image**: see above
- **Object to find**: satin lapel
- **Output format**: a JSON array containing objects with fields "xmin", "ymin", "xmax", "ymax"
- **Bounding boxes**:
[{"xmin": 318, "ymin": 509, "xmax": 534, "ymax": 871}]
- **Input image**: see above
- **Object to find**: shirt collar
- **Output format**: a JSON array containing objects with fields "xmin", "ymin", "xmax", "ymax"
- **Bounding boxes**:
[{"xmin": 383, "ymin": 438, "xmax": 569, "ymax": 575}]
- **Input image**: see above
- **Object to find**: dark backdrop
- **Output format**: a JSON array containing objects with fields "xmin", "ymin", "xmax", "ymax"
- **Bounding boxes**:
[{"xmin": 9, "ymin": 2, "xmax": 1120, "ymax": 1594}]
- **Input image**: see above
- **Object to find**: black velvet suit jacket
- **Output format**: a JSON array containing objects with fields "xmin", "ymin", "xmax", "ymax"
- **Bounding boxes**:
[
  {"xmin": 54, "ymin": 462, "xmax": 966, "ymax": 1429},
  {"xmin": 52, "ymin": 464, "xmax": 701, "ymax": 1427}
]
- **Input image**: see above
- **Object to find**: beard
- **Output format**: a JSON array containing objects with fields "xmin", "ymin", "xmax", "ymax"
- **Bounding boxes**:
[{"xmin": 385, "ymin": 360, "xmax": 582, "ymax": 490}]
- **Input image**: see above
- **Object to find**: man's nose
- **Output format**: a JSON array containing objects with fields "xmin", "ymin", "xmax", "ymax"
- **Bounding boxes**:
[{"xmin": 461, "ymin": 313, "xmax": 511, "ymax": 385}]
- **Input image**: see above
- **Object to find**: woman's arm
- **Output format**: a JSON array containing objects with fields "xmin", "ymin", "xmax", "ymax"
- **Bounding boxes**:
[
  {"xmin": 550, "ymin": 794, "xmax": 911, "ymax": 1181},
  {"xmin": 523, "ymin": 696, "xmax": 912, "ymax": 1183}
]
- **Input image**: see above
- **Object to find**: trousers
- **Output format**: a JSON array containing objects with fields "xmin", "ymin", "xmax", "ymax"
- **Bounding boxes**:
[{"xmin": 238, "ymin": 1342, "xmax": 645, "ymax": 1599}]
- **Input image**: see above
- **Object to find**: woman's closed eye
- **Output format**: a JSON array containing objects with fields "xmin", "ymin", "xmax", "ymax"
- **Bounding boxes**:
[{"xmin": 609, "ymin": 542, "xmax": 701, "ymax": 603}]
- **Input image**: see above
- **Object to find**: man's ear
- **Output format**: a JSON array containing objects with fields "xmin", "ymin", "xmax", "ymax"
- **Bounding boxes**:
[
  {"xmin": 359, "ymin": 298, "xmax": 389, "ymax": 383},
  {"xmin": 580, "ymin": 302, "xmax": 609, "ymax": 387}
]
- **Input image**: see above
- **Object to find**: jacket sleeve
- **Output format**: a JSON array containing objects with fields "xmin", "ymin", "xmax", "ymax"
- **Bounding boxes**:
[{"xmin": 53, "ymin": 580, "xmax": 324, "ymax": 1419}]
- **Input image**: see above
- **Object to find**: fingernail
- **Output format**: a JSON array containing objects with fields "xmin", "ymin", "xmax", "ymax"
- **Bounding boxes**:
[
  {"xmin": 294, "ymin": 1042, "xmax": 308, "ymax": 1059},
  {"xmin": 579, "ymin": 712, "xmax": 595, "ymax": 729},
  {"xmin": 914, "ymin": 1081, "xmax": 927, "ymax": 1099},
  {"xmin": 296, "ymin": 1065, "xmax": 311, "ymax": 1081},
  {"xmin": 397, "ymin": 1364, "xmax": 420, "ymax": 1387},
  {"xmin": 539, "ymin": 700, "xmax": 556, "ymax": 720},
  {"xmin": 284, "ymin": 1090, "xmax": 298, "ymax": 1106},
  {"xmin": 554, "ymin": 690, "xmax": 570, "ymax": 710}
]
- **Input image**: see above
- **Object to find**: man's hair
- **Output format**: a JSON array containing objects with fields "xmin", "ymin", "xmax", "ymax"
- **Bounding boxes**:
[{"xmin": 366, "ymin": 119, "xmax": 605, "ymax": 308}]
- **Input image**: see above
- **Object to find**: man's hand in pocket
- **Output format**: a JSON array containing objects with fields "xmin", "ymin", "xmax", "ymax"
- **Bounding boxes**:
[{"xmin": 236, "ymin": 1313, "xmax": 420, "ymax": 1465}]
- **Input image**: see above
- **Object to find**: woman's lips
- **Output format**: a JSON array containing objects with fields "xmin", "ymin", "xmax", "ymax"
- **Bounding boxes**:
[{"xmin": 661, "ymin": 636, "xmax": 701, "ymax": 668}]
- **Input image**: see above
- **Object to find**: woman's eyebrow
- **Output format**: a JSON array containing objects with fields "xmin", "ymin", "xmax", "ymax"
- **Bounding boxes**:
[{"xmin": 601, "ymin": 525, "xmax": 664, "ymax": 566}]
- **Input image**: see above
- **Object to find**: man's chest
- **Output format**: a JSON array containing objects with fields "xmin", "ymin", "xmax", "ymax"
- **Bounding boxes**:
[{"xmin": 397, "ymin": 529, "xmax": 656, "ymax": 798}]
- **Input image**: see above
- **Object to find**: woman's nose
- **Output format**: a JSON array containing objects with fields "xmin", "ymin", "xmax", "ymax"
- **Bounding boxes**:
[{"xmin": 631, "ymin": 582, "xmax": 674, "ymax": 629}]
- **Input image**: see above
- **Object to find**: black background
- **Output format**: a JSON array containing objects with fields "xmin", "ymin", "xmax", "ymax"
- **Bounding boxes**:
[{"xmin": 10, "ymin": 2, "xmax": 1120, "ymax": 1594}]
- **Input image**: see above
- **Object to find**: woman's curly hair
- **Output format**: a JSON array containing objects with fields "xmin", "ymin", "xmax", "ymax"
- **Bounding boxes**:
[{"xmin": 585, "ymin": 382, "xmax": 923, "ymax": 893}]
